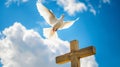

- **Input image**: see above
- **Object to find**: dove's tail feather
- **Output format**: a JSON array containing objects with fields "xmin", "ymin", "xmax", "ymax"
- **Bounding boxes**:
[{"xmin": 43, "ymin": 28, "xmax": 58, "ymax": 38}]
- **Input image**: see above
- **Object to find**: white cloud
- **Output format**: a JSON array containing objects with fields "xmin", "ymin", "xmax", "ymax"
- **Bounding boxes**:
[
  {"xmin": 57, "ymin": 0, "xmax": 87, "ymax": 16},
  {"xmin": 0, "ymin": 22, "xmax": 98, "ymax": 67},
  {"xmin": 81, "ymin": 56, "xmax": 98, "ymax": 67},
  {"xmin": 102, "ymin": 0, "xmax": 110, "ymax": 4},
  {"xmin": 5, "ymin": 0, "xmax": 29, "ymax": 7},
  {"xmin": 56, "ymin": 0, "xmax": 110, "ymax": 16}
]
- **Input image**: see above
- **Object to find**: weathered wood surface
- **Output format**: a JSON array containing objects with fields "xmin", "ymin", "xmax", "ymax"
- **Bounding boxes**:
[{"xmin": 56, "ymin": 40, "xmax": 96, "ymax": 67}]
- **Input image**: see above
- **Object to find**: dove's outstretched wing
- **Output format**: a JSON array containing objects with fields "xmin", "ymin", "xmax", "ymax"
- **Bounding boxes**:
[
  {"xmin": 36, "ymin": 2, "xmax": 57, "ymax": 26},
  {"xmin": 59, "ymin": 18, "xmax": 79, "ymax": 30}
]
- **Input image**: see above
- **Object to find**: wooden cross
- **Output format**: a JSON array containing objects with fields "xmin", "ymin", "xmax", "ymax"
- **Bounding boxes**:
[{"xmin": 56, "ymin": 40, "xmax": 96, "ymax": 67}]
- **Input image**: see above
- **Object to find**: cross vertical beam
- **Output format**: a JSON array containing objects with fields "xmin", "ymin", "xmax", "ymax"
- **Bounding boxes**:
[
  {"xmin": 70, "ymin": 40, "xmax": 80, "ymax": 67},
  {"xmin": 70, "ymin": 40, "xmax": 79, "ymax": 52},
  {"xmin": 71, "ymin": 55, "xmax": 80, "ymax": 67}
]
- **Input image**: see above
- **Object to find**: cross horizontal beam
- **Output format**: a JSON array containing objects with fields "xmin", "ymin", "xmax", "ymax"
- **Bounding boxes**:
[{"xmin": 56, "ymin": 46, "xmax": 96, "ymax": 64}]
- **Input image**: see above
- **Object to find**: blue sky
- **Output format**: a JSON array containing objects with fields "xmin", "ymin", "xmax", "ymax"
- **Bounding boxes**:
[{"xmin": 0, "ymin": 0, "xmax": 120, "ymax": 67}]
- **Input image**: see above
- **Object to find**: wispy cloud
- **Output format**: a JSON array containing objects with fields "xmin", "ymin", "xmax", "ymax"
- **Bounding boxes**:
[
  {"xmin": 5, "ymin": 0, "xmax": 29, "ymax": 7},
  {"xmin": 88, "ymin": 4, "xmax": 96, "ymax": 15},
  {"xmin": 57, "ymin": 0, "xmax": 87, "ymax": 16},
  {"xmin": 56, "ymin": 0, "xmax": 111, "ymax": 16},
  {"xmin": 102, "ymin": 0, "xmax": 110, "ymax": 4},
  {"xmin": 85, "ymin": 0, "xmax": 111, "ymax": 15},
  {"xmin": 98, "ymin": 0, "xmax": 111, "ymax": 10},
  {"xmin": 0, "ymin": 22, "xmax": 98, "ymax": 67}
]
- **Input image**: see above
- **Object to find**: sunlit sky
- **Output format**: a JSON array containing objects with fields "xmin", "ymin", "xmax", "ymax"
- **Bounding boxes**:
[{"xmin": 0, "ymin": 0, "xmax": 120, "ymax": 67}]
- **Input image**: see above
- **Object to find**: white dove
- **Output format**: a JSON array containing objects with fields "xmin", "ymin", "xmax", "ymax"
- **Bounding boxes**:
[{"xmin": 36, "ymin": 2, "xmax": 79, "ymax": 38}]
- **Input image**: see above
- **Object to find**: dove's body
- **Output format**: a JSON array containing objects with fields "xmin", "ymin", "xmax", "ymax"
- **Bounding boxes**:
[
  {"xmin": 36, "ymin": 2, "xmax": 79, "ymax": 38},
  {"xmin": 52, "ymin": 15, "xmax": 64, "ymax": 31},
  {"xmin": 53, "ymin": 22, "xmax": 62, "ymax": 31}
]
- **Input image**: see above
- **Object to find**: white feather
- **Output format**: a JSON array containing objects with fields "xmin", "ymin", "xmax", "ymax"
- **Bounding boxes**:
[
  {"xmin": 36, "ymin": 2, "xmax": 57, "ymax": 26},
  {"xmin": 43, "ymin": 28, "xmax": 58, "ymax": 38},
  {"xmin": 59, "ymin": 18, "xmax": 79, "ymax": 30}
]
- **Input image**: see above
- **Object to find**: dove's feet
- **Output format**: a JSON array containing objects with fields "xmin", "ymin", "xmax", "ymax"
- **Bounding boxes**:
[{"xmin": 53, "ymin": 28, "xmax": 58, "ymax": 31}]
